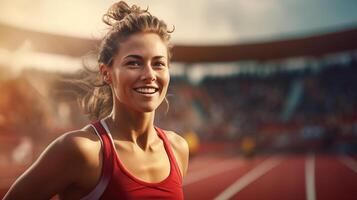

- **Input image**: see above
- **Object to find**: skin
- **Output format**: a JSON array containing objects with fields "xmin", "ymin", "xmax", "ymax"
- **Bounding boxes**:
[{"xmin": 4, "ymin": 32, "xmax": 189, "ymax": 200}]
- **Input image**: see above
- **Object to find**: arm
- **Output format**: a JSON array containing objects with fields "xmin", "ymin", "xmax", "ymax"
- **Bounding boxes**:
[{"xmin": 3, "ymin": 132, "xmax": 87, "ymax": 200}]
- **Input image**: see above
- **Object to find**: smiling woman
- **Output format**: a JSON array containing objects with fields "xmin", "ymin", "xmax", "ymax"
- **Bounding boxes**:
[
  {"xmin": 3, "ymin": 1, "xmax": 189, "ymax": 200},
  {"xmin": 101, "ymin": 32, "xmax": 170, "ymax": 114}
]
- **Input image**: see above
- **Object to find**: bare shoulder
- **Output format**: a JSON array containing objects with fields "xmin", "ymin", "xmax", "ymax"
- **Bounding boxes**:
[
  {"xmin": 57, "ymin": 125, "xmax": 101, "ymax": 161},
  {"xmin": 53, "ymin": 125, "xmax": 103, "ymax": 184},
  {"xmin": 162, "ymin": 130, "xmax": 189, "ymax": 177},
  {"xmin": 35, "ymin": 124, "xmax": 102, "ymax": 178},
  {"xmin": 164, "ymin": 130, "xmax": 189, "ymax": 152}
]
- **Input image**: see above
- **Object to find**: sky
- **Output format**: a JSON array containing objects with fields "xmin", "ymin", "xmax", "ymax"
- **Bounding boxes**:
[
  {"xmin": 0, "ymin": 0, "xmax": 357, "ymax": 45},
  {"xmin": 0, "ymin": 0, "xmax": 356, "ymax": 75}
]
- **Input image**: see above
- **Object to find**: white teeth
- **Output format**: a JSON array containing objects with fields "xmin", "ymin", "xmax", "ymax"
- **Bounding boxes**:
[{"xmin": 135, "ymin": 87, "xmax": 157, "ymax": 94}]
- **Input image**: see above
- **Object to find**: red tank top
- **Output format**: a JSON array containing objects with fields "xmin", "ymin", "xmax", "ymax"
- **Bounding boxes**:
[{"xmin": 81, "ymin": 119, "xmax": 184, "ymax": 200}]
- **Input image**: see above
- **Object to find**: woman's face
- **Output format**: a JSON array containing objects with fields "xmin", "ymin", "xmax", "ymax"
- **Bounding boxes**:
[{"xmin": 107, "ymin": 32, "xmax": 170, "ymax": 113}]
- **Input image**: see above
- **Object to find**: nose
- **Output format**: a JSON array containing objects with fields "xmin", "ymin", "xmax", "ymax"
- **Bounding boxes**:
[{"xmin": 141, "ymin": 64, "xmax": 156, "ymax": 82}]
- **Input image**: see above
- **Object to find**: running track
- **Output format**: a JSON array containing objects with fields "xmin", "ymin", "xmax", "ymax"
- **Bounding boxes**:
[
  {"xmin": 184, "ymin": 154, "xmax": 357, "ymax": 200},
  {"xmin": 1, "ymin": 154, "xmax": 357, "ymax": 199}
]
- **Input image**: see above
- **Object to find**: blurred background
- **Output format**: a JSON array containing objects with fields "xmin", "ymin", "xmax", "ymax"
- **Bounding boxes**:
[{"xmin": 0, "ymin": 0, "xmax": 357, "ymax": 199}]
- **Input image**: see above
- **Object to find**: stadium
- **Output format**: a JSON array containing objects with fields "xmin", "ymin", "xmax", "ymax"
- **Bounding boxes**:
[{"xmin": 0, "ymin": 1, "xmax": 357, "ymax": 199}]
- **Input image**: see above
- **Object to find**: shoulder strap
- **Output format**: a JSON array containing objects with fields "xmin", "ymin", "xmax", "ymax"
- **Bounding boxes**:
[
  {"xmin": 155, "ymin": 127, "xmax": 183, "ymax": 181},
  {"xmin": 80, "ymin": 121, "xmax": 113, "ymax": 200}
]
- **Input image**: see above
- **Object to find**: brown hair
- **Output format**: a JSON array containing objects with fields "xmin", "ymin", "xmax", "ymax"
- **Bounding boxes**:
[{"xmin": 80, "ymin": 1, "xmax": 173, "ymax": 120}]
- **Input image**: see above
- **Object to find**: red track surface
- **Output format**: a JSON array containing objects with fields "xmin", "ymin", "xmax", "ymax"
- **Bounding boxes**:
[
  {"xmin": 1, "ymin": 154, "xmax": 357, "ymax": 200},
  {"xmin": 184, "ymin": 154, "xmax": 357, "ymax": 200}
]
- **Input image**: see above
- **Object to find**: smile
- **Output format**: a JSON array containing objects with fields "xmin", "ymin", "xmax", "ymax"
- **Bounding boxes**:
[{"xmin": 133, "ymin": 87, "xmax": 159, "ymax": 94}]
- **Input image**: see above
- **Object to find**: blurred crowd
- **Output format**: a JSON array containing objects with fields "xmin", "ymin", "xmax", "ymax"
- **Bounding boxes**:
[{"xmin": 160, "ymin": 54, "xmax": 357, "ymax": 155}]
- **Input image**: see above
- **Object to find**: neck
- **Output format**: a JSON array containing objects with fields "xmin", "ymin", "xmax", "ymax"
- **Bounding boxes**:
[{"xmin": 104, "ymin": 102, "xmax": 157, "ymax": 150}]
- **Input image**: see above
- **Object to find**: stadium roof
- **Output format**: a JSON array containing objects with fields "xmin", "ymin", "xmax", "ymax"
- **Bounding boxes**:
[{"xmin": 0, "ymin": 23, "xmax": 356, "ymax": 63}]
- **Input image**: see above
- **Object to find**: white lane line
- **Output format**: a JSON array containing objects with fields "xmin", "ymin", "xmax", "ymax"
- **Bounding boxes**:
[
  {"xmin": 214, "ymin": 157, "xmax": 282, "ymax": 200},
  {"xmin": 305, "ymin": 154, "xmax": 316, "ymax": 200},
  {"xmin": 184, "ymin": 157, "xmax": 242, "ymax": 186},
  {"xmin": 339, "ymin": 155, "xmax": 357, "ymax": 173}
]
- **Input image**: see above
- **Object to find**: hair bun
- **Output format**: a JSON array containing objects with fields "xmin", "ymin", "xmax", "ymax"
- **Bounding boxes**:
[{"xmin": 102, "ymin": 1, "xmax": 146, "ymax": 27}]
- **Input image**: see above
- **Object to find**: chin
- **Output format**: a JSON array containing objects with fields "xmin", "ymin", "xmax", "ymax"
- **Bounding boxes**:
[
  {"xmin": 138, "ymin": 107, "xmax": 155, "ymax": 113},
  {"xmin": 135, "ymin": 103, "xmax": 160, "ymax": 113}
]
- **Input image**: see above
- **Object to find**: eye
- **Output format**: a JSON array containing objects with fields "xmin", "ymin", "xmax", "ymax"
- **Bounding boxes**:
[
  {"xmin": 126, "ymin": 60, "xmax": 141, "ymax": 68},
  {"xmin": 153, "ymin": 61, "xmax": 167, "ymax": 68}
]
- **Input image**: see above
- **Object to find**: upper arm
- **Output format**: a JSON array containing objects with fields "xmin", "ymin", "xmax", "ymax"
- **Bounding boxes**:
[
  {"xmin": 3, "ymin": 131, "xmax": 88, "ymax": 200},
  {"xmin": 166, "ymin": 131, "xmax": 189, "ymax": 178}
]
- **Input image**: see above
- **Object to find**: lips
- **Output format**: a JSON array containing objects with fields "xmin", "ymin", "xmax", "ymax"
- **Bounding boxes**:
[{"xmin": 133, "ymin": 86, "xmax": 159, "ymax": 94}]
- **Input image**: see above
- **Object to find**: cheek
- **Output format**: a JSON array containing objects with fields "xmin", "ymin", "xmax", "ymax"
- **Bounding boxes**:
[
  {"xmin": 160, "ymin": 73, "xmax": 170, "ymax": 96},
  {"xmin": 112, "ymin": 70, "xmax": 134, "ymax": 97},
  {"xmin": 162, "ymin": 70, "xmax": 170, "ymax": 87},
  {"xmin": 160, "ymin": 73, "xmax": 170, "ymax": 100}
]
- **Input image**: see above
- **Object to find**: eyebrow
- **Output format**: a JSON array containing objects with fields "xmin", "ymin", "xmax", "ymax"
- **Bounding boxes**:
[{"xmin": 123, "ymin": 55, "xmax": 166, "ymax": 60}]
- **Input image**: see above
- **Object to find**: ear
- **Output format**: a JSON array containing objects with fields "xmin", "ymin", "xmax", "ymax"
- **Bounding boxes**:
[{"xmin": 99, "ymin": 63, "xmax": 112, "ymax": 84}]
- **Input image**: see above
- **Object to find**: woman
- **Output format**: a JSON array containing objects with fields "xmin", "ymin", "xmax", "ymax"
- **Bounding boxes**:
[{"xmin": 4, "ymin": 1, "xmax": 189, "ymax": 199}]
